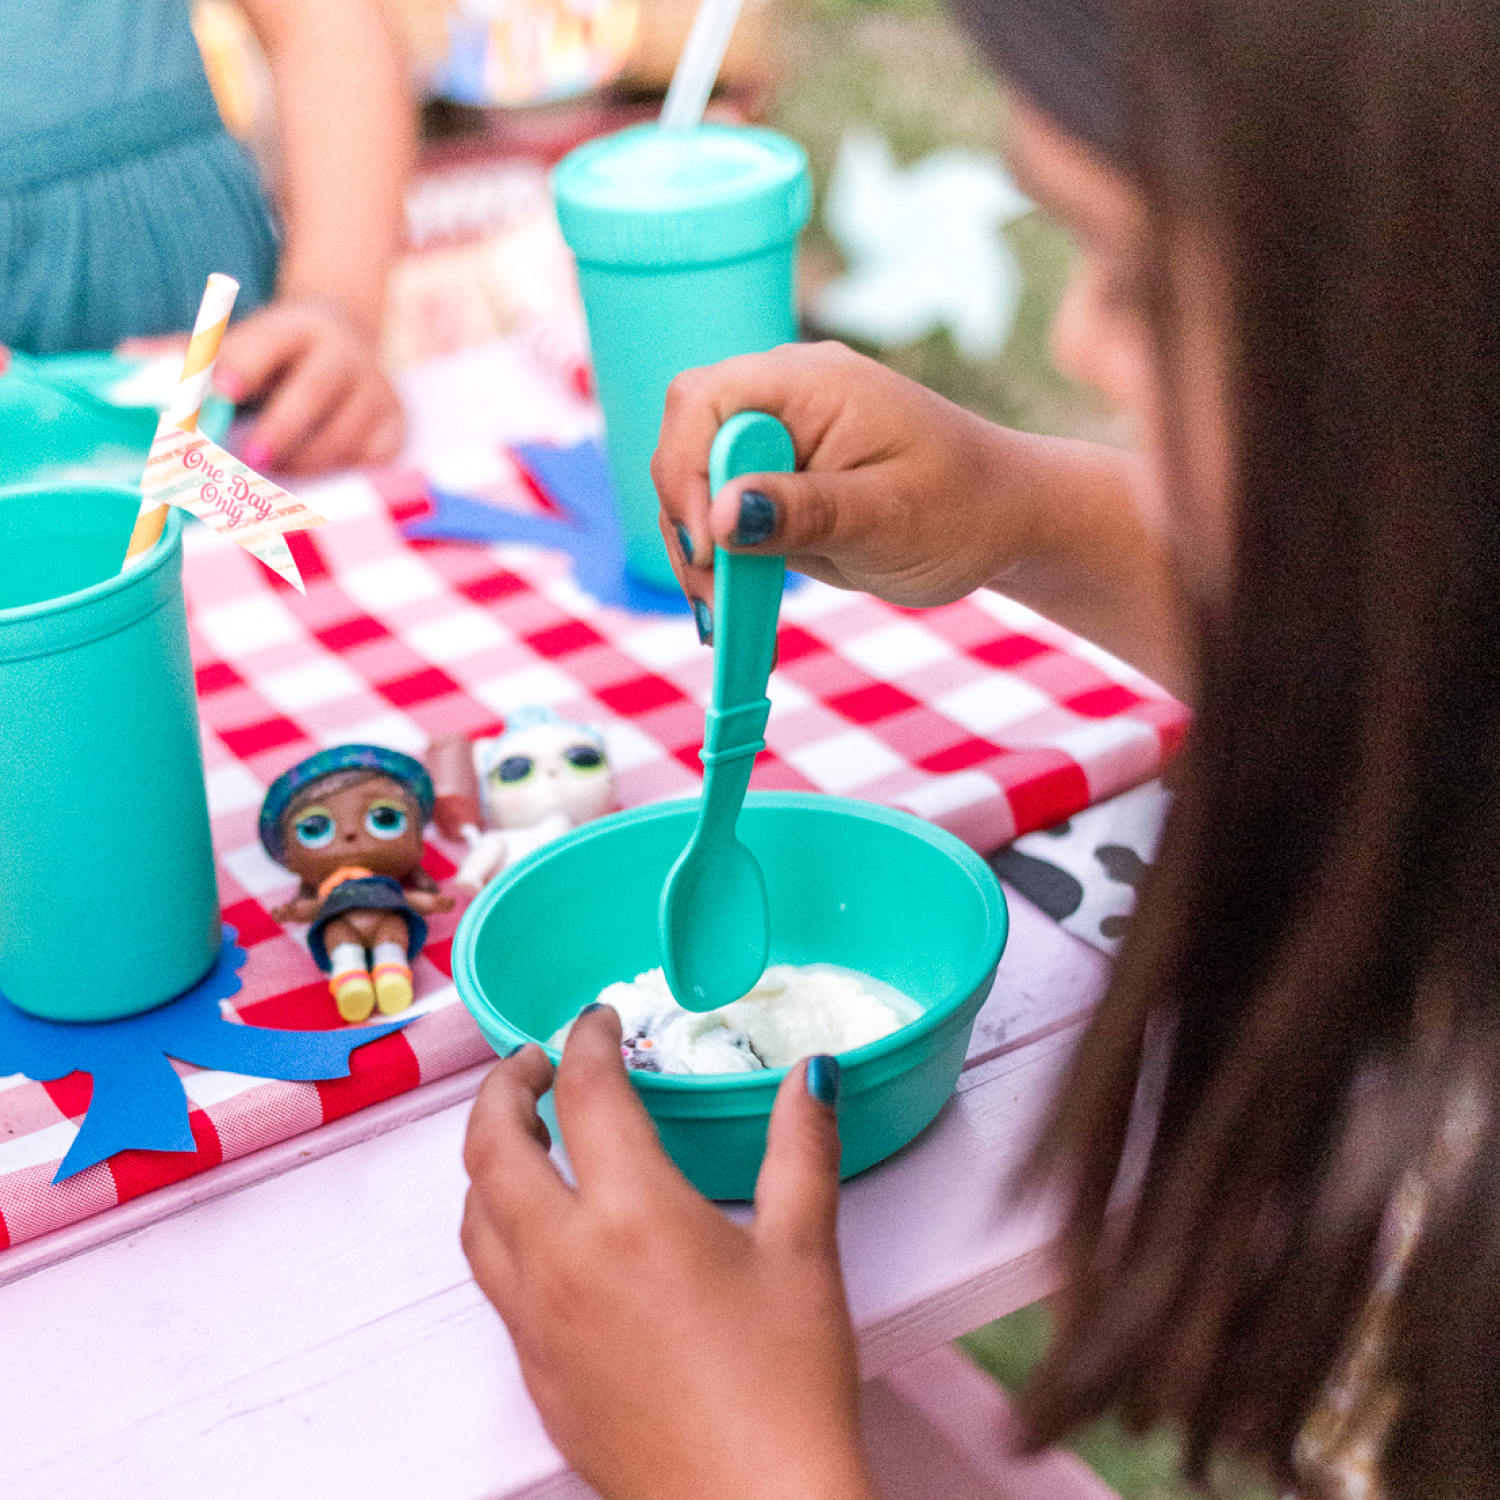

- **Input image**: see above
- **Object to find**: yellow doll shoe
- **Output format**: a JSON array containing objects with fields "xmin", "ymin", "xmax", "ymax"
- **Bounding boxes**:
[
  {"xmin": 331, "ymin": 970, "xmax": 377, "ymax": 1023},
  {"xmin": 372, "ymin": 962, "xmax": 414, "ymax": 1015}
]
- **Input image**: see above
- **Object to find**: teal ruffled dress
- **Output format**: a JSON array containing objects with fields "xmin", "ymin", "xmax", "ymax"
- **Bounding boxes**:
[{"xmin": 0, "ymin": 0, "xmax": 278, "ymax": 353}]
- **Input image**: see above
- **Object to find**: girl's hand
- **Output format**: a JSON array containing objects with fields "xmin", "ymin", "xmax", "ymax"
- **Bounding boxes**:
[
  {"xmin": 215, "ymin": 298, "xmax": 403, "ymax": 476},
  {"xmin": 407, "ymin": 890, "xmax": 455, "ymax": 914},
  {"xmin": 652, "ymin": 341, "xmax": 1052, "ymax": 612},
  {"xmin": 652, "ymin": 341, "xmax": 1192, "ymax": 699},
  {"xmin": 461, "ymin": 1007, "xmax": 878, "ymax": 1500}
]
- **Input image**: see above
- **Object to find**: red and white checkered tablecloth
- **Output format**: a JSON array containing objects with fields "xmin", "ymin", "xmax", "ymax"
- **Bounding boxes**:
[{"xmin": 0, "ymin": 347, "xmax": 1187, "ymax": 1252}]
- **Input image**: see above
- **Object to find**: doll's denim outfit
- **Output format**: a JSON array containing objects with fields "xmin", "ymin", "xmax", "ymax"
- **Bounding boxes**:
[{"xmin": 306, "ymin": 871, "xmax": 429, "ymax": 973}]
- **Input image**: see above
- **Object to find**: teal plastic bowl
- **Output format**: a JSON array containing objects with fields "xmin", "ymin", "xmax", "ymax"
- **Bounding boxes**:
[{"xmin": 452, "ymin": 791, "xmax": 1008, "ymax": 1199}]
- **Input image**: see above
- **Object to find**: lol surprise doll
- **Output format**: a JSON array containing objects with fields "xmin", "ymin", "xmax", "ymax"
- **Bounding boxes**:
[
  {"xmin": 260, "ymin": 745, "xmax": 454, "ymax": 1022},
  {"xmin": 429, "ymin": 706, "xmax": 618, "ymax": 892}
]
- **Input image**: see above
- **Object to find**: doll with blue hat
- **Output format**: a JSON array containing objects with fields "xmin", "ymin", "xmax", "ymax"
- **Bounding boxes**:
[{"xmin": 261, "ymin": 745, "xmax": 454, "ymax": 1022}]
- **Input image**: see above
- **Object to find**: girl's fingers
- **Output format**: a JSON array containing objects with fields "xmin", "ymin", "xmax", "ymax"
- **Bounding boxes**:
[
  {"xmin": 363, "ymin": 412, "xmax": 404, "ymax": 468},
  {"xmin": 706, "ymin": 467, "xmax": 921, "ymax": 598},
  {"xmin": 458, "ymin": 1184, "xmax": 521, "ymax": 1307},
  {"xmin": 217, "ymin": 301, "xmax": 403, "ymax": 476},
  {"xmin": 651, "ymin": 341, "xmax": 987, "ymax": 608},
  {"xmin": 462, "ymin": 1047, "xmax": 576, "ymax": 1247},
  {"xmin": 552, "ymin": 1006, "xmax": 693, "ymax": 1207},
  {"xmin": 657, "ymin": 512, "xmax": 718, "ymax": 639},
  {"xmin": 651, "ymin": 343, "xmax": 842, "ymax": 566},
  {"xmin": 652, "ymin": 346, "xmax": 813, "ymax": 514},
  {"xmin": 283, "ymin": 373, "xmax": 402, "ymax": 476},
  {"xmin": 752, "ymin": 1056, "xmax": 843, "ymax": 1260},
  {"xmin": 248, "ymin": 339, "xmax": 358, "ymax": 471},
  {"xmin": 706, "ymin": 469, "xmax": 839, "ymax": 557},
  {"xmin": 216, "ymin": 311, "xmax": 306, "ymax": 407}
]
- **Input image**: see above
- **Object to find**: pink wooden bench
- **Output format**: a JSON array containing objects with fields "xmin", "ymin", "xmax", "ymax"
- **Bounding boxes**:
[{"xmin": 865, "ymin": 1347, "xmax": 1118, "ymax": 1500}]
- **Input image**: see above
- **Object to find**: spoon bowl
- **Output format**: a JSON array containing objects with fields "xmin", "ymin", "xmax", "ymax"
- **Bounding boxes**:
[{"xmin": 659, "ymin": 821, "xmax": 769, "ymax": 1009}]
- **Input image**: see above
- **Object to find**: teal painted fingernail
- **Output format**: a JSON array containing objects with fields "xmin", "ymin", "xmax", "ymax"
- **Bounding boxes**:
[
  {"xmin": 578, "ymin": 1002, "xmax": 606, "ymax": 1018},
  {"xmin": 692, "ymin": 597, "xmax": 713, "ymax": 645},
  {"xmin": 675, "ymin": 522, "xmax": 695, "ymax": 565},
  {"xmin": 504, "ymin": 1042, "xmax": 526, "ymax": 1058},
  {"xmin": 733, "ymin": 490, "xmax": 776, "ymax": 546},
  {"xmin": 806, "ymin": 1054, "xmax": 840, "ymax": 1107}
]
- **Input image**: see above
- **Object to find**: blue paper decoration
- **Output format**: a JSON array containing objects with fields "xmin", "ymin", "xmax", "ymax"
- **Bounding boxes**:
[
  {"xmin": 0, "ymin": 929, "xmax": 412, "ymax": 1182},
  {"xmin": 404, "ymin": 437, "xmax": 692, "ymax": 615}
]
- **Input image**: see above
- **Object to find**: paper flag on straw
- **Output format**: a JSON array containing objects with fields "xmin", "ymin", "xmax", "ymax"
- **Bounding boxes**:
[
  {"xmin": 140, "ymin": 419, "xmax": 328, "ymax": 592},
  {"xmin": 124, "ymin": 272, "xmax": 240, "ymax": 570}
]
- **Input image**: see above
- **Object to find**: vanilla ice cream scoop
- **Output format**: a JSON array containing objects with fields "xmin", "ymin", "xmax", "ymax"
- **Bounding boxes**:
[{"xmin": 549, "ymin": 963, "xmax": 917, "ymax": 1075}]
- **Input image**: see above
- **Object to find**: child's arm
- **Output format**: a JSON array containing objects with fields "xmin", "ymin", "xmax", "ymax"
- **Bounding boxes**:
[
  {"xmin": 406, "ymin": 866, "xmax": 455, "ymax": 912},
  {"xmin": 654, "ymin": 343, "xmax": 1194, "ymax": 702},
  {"xmin": 462, "ymin": 1010, "xmax": 880, "ymax": 1500},
  {"xmin": 454, "ymin": 829, "xmax": 510, "ymax": 892},
  {"xmin": 218, "ymin": 0, "xmax": 416, "ymax": 475}
]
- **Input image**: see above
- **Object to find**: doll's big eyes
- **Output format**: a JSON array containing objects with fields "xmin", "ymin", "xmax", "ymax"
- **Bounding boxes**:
[
  {"xmin": 365, "ymin": 802, "xmax": 409, "ymax": 840},
  {"xmin": 496, "ymin": 756, "xmax": 535, "ymax": 784},
  {"xmin": 295, "ymin": 812, "xmax": 336, "ymax": 849},
  {"xmin": 563, "ymin": 744, "xmax": 604, "ymax": 771}
]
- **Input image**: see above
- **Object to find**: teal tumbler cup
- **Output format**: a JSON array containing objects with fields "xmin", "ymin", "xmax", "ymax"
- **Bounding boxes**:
[
  {"xmin": 553, "ymin": 124, "xmax": 812, "ymax": 593},
  {"xmin": 0, "ymin": 484, "xmax": 221, "ymax": 1021}
]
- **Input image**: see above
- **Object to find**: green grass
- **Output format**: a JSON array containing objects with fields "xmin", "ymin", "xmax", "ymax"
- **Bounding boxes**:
[
  {"xmin": 959, "ymin": 1303, "xmax": 1278, "ymax": 1500},
  {"xmin": 768, "ymin": 0, "xmax": 1127, "ymax": 444}
]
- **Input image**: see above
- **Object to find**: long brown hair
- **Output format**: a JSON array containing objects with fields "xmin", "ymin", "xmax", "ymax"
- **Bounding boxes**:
[{"xmin": 954, "ymin": 0, "xmax": 1500, "ymax": 1491}]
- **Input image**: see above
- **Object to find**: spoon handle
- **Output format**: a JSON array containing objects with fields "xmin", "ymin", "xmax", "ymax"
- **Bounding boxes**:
[
  {"xmin": 694, "ymin": 412, "xmax": 792, "ymax": 852},
  {"xmin": 706, "ymin": 411, "xmax": 794, "ymax": 723}
]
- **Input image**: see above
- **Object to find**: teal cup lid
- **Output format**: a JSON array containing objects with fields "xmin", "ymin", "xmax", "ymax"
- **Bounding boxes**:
[{"xmin": 553, "ymin": 123, "xmax": 812, "ymax": 269}]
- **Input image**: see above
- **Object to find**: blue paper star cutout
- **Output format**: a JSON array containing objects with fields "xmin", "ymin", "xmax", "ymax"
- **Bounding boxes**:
[
  {"xmin": 404, "ymin": 437, "xmax": 691, "ymax": 615},
  {"xmin": 0, "ymin": 930, "xmax": 412, "ymax": 1182}
]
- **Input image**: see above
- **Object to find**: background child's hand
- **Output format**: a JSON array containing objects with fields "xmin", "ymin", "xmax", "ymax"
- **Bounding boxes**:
[
  {"xmin": 216, "ymin": 298, "xmax": 403, "ymax": 476},
  {"xmin": 461, "ymin": 1007, "xmax": 879, "ymax": 1500}
]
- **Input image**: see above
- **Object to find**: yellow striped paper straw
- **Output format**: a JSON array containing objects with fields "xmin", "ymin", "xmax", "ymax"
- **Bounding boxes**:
[{"xmin": 121, "ymin": 272, "xmax": 240, "ymax": 569}]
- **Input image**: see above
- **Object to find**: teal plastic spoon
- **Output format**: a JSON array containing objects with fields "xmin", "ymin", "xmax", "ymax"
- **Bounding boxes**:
[{"xmin": 659, "ymin": 410, "xmax": 794, "ymax": 1011}]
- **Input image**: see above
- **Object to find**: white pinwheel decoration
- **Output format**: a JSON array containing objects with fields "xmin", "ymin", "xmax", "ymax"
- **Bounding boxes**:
[{"xmin": 815, "ymin": 132, "xmax": 1034, "ymax": 362}]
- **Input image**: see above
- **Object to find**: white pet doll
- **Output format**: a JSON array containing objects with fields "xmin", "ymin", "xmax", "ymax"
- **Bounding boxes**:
[{"xmin": 428, "ymin": 707, "xmax": 618, "ymax": 892}]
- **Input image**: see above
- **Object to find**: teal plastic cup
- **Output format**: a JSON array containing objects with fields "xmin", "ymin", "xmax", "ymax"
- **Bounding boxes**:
[
  {"xmin": 553, "ymin": 124, "xmax": 812, "ymax": 593},
  {"xmin": 0, "ymin": 484, "xmax": 221, "ymax": 1021},
  {"xmin": 453, "ymin": 792, "xmax": 1008, "ymax": 1199}
]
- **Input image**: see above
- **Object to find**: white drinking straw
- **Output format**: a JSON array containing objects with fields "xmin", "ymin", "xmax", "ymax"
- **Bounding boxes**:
[{"xmin": 658, "ymin": 0, "xmax": 746, "ymax": 132}]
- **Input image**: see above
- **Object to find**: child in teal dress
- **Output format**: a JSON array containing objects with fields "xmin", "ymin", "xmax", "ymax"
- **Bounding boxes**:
[{"xmin": 0, "ymin": 0, "xmax": 414, "ymax": 474}]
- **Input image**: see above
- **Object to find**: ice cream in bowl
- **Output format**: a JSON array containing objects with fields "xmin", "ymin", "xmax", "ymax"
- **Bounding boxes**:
[{"xmin": 452, "ymin": 790, "xmax": 1009, "ymax": 1199}]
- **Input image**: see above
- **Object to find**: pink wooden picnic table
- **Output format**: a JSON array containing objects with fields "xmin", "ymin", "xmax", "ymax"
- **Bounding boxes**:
[
  {"xmin": 0, "ymin": 884, "xmax": 1117, "ymax": 1500},
  {"xmin": 0, "ymin": 325, "xmax": 1174, "ymax": 1495}
]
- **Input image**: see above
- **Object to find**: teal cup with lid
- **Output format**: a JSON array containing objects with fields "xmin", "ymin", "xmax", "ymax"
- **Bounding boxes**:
[
  {"xmin": 553, "ymin": 124, "xmax": 812, "ymax": 593},
  {"xmin": 0, "ymin": 484, "xmax": 221, "ymax": 1021}
]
